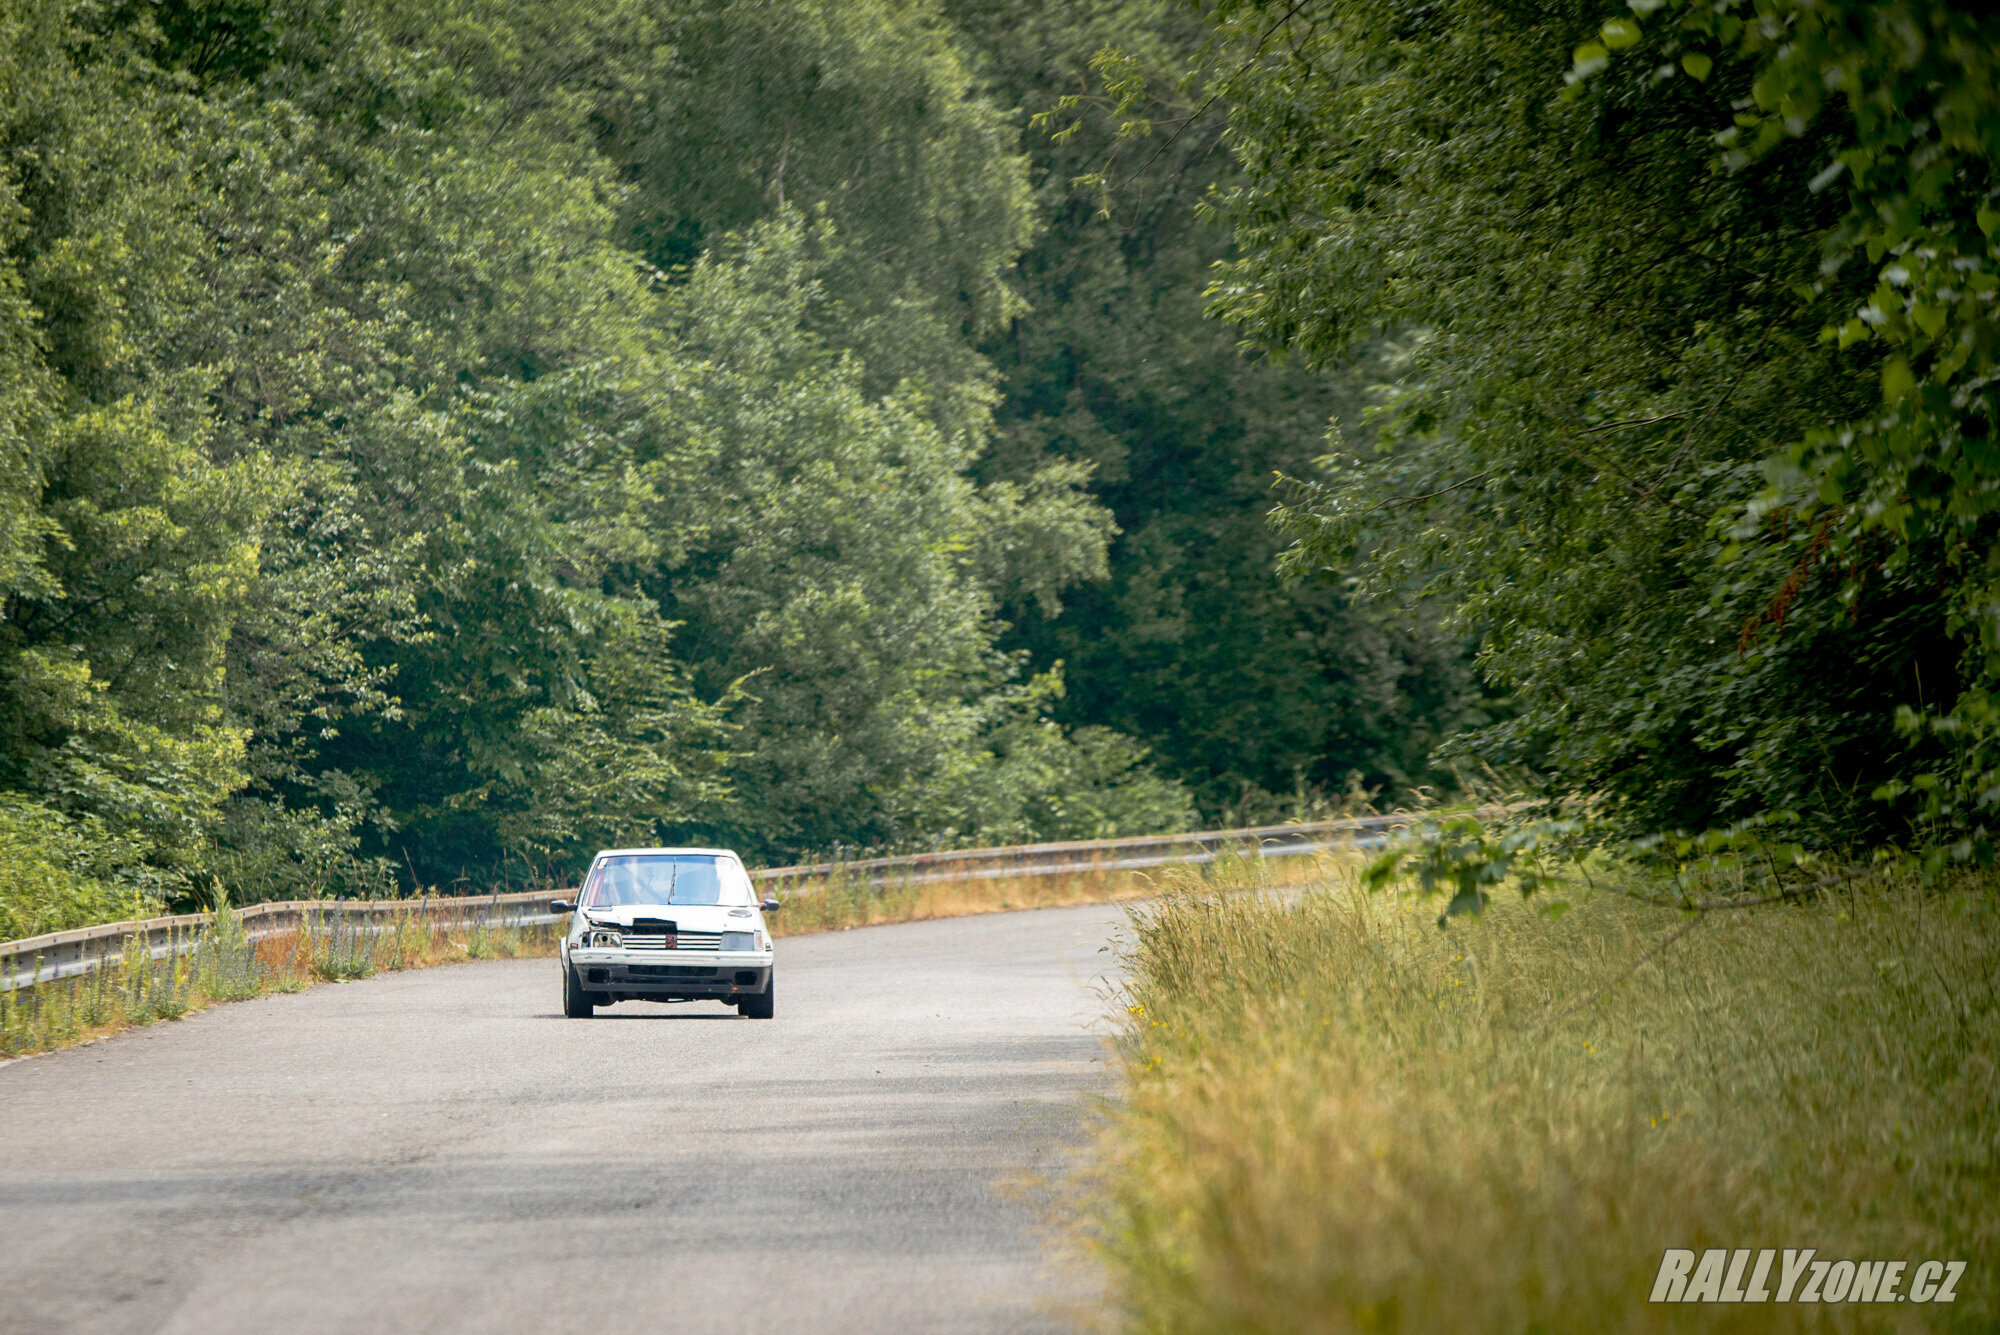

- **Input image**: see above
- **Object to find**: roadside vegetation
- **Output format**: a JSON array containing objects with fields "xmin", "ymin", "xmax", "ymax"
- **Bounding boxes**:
[
  {"xmin": 1074, "ymin": 855, "xmax": 2000, "ymax": 1333},
  {"xmin": 0, "ymin": 896, "xmax": 563, "ymax": 1058},
  {"xmin": 1043, "ymin": 8, "xmax": 2000, "ymax": 1317},
  {"xmin": 769, "ymin": 840, "xmax": 1353, "ymax": 936},
  {"xmin": 1168, "ymin": 0, "xmax": 2000, "ymax": 852}
]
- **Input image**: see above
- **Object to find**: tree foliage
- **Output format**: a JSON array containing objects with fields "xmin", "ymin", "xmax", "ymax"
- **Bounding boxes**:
[
  {"xmin": 949, "ymin": 0, "xmax": 1486, "ymax": 821},
  {"xmin": 1183, "ymin": 0, "xmax": 1997, "ymax": 847},
  {"xmin": 0, "ymin": 0, "xmax": 1204, "ymax": 935}
]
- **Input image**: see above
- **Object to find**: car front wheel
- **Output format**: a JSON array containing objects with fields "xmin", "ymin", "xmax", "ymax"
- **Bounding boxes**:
[
  {"xmin": 740, "ymin": 973, "xmax": 775, "ymax": 1019},
  {"xmin": 562, "ymin": 964, "xmax": 594, "ymax": 1018}
]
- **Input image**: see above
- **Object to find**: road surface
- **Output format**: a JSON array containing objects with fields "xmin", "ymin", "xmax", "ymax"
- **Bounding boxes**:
[{"xmin": 0, "ymin": 903, "xmax": 1128, "ymax": 1334}]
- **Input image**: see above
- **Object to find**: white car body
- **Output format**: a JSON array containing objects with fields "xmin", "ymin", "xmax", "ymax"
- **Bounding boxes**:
[{"xmin": 556, "ymin": 846, "xmax": 777, "ymax": 1017}]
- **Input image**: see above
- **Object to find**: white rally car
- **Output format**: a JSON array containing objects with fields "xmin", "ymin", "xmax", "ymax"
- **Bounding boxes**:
[{"xmin": 551, "ymin": 847, "xmax": 779, "ymax": 1018}]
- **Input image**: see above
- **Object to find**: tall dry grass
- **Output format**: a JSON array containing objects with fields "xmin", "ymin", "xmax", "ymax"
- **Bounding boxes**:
[
  {"xmin": 768, "ymin": 842, "xmax": 1354, "ymax": 936},
  {"xmin": 1074, "ymin": 866, "xmax": 1999, "ymax": 1333},
  {"xmin": 772, "ymin": 863, "xmax": 1153, "ymax": 935}
]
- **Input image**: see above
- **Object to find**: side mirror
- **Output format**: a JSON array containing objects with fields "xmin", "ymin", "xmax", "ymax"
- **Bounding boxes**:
[
  {"xmin": 760, "ymin": 898, "xmax": 783, "ymax": 913},
  {"xmin": 549, "ymin": 900, "xmax": 576, "ymax": 915}
]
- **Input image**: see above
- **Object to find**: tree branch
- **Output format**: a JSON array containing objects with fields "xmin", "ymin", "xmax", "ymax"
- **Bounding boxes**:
[
  {"xmin": 1356, "ymin": 469, "xmax": 1496, "ymax": 516},
  {"xmin": 1107, "ymin": 0, "xmax": 1313, "ymax": 195},
  {"xmin": 1581, "ymin": 412, "xmax": 1688, "ymax": 434}
]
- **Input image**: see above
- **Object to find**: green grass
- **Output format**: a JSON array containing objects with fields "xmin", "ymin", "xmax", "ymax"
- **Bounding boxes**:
[{"xmin": 1072, "ymin": 865, "xmax": 1999, "ymax": 1333}]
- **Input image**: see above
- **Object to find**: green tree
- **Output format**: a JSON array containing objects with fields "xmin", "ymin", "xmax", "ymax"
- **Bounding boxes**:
[
  {"xmin": 0, "ymin": 2, "xmax": 275, "ymax": 920},
  {"xmin": 603, "ymin": 0, "xmax": 1035, "ymax": 444},
  {"xmin": 649, "ymin": 218, "xmax": 1180, "ymax": 860},
  {"xmin": 1177, "ymin": 0, "xmax": 1989, "ymax": 843},
  {"xmin": 182, "ymin": 0, "xmax": 735, "ymax": 886},
  {"xmin": 949, "ymin": 0, "xmax": 1485, "ymax": 819},
  {"xmin": 0, "ymin": 0, "xmax": 1212, "ymax": 936}
]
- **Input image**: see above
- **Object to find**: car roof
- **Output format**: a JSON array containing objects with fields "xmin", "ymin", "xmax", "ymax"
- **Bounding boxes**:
[{"xmin": 591, "ymin": 847, "xmax": 740, "ymax": 860}]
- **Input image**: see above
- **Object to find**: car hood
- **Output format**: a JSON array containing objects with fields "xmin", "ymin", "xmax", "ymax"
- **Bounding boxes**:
[{"xmin": 577, "ymin": 904, "xmax": 760, "ymax": 932}]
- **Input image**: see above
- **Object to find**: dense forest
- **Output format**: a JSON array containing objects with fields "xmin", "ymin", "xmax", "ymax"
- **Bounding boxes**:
[
  {"xmin": 0, "ymin": 0, "xmax": 1472, "ymax": 934},
  {"xmin": 948, "ymin": 0, "xmax": 1484, "ymax": 824},
  {"xmin": 1, "ymin": 0, "xmax": 1993, "ymax": 936},
  {"xmin": 1187, "ymin": 0, "xmax": 1997, "ymax": 853}
]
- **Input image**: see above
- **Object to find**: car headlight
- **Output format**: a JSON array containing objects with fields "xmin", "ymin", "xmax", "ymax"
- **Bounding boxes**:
[
  {"xmin": 586, "ymin": 930, "xmax": 623, "ymax": 949},
  {"xmin": 720, "ymin": 931, "xmax": 756, "ymax": 952}
]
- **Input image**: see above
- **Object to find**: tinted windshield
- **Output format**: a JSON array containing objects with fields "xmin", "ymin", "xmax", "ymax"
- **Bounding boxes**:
[{"xmin": 581, "ymin": 855, "xmax": 751, "ymax": 908}]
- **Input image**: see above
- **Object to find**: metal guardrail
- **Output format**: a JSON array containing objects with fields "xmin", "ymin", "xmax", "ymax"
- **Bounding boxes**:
[
  {"xmin": 753, "ymin": 813, "xmax": 1417, "ymax": 889},
  {"xmin": 0, "ymin": 812, "xmax": 1418, "ymax": 991},
  {"xmin": 0, "ymin": 893, "xmax": 563, "ymax": 992}
]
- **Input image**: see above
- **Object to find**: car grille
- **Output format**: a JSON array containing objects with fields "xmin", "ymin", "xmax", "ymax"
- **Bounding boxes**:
[
  {"xmin": 622, "ymin": 931, "xmax": 722, "ymax": 952},
  {"xmin": 626, "ymin": 965, "xmax": 719, "ymax": 979}
]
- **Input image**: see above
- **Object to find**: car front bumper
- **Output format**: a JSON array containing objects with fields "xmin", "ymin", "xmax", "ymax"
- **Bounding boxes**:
[{"xmin": 566, "ymin": 948, "xmax": 773, "ymax": 999}]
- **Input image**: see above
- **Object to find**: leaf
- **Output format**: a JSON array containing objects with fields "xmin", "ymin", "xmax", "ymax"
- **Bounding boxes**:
[
  {"xmin": 1882, "ymin": 356, "xmax": 1915, "ymax": 402},
  {"xmin": 1361, "ymin": 848, "xmax": 1406, "ymax": 892},
  {"xmin": 1600, "ymin": 19, "xmax": 1641, "ymax": 50},
  {"xmin": 1681, "ymin": 52, "xmax": 1712, "ymax": 82},
  {"xmin": 1436, "ymin": 888, "xmax": 1488, "ymax": 927},
  {"xmin": 1572, "ymin": 42, "xmax": 1609, "ymax": 77},
  {"xmin": 1979, "ymin": 208, "xmax": 2000, "ymax": 238}
]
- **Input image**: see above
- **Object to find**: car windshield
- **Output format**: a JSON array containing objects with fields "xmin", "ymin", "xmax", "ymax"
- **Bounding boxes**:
[{"xmin": 581, "ymin": 854, "xmax": 752, "ymax": 908}]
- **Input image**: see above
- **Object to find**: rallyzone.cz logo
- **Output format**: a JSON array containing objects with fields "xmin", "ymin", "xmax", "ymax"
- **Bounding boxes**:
[{"xmin": 1650, "ymin": 1250, "xmax": 1965, "ymax": 1305}]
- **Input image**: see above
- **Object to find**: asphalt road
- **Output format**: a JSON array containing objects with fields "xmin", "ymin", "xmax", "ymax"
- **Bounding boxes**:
[{"xmin": 0, "ymin": 903, "xmax": 1129, "ymax": 1335}]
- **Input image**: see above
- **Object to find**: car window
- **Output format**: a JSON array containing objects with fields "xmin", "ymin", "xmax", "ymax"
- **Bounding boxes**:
[
  {"xmin": 721, "ymin": 859, "xmax": 756, "ymax": 903},
  {"xmin": 581, "ymin": 855, "xmax": 749, "ymax": 907}
]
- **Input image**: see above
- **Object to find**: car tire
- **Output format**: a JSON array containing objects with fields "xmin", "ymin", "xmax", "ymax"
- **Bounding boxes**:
[
  {"xmin": 740, "ymin": 973, "xmax": 775, "ymax": 1019},
  {"xmin": 562, "ymin": 965, "xmax": 594, "ymax": 1018}
]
